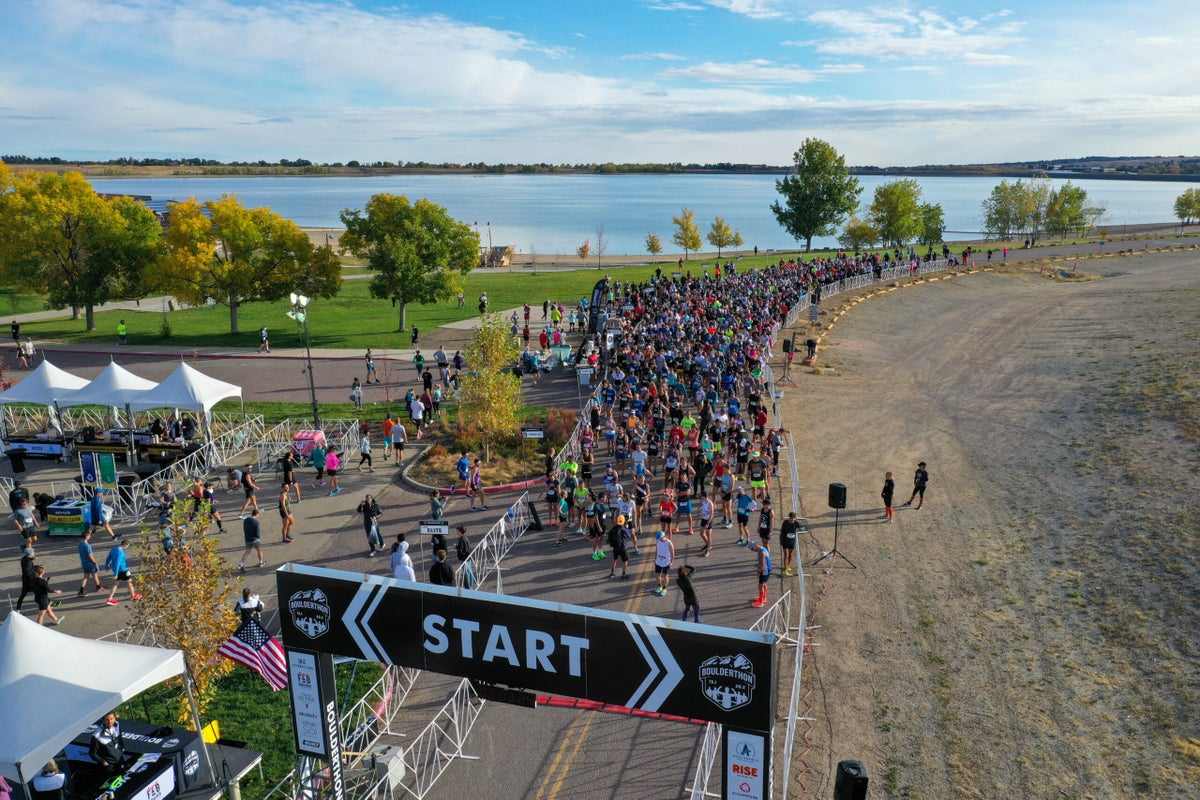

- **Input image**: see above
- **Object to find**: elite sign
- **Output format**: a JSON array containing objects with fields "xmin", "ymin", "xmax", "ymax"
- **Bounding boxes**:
[{"xmin": 277, "ymin": 564, "xmax": 776, "ymax": 732}]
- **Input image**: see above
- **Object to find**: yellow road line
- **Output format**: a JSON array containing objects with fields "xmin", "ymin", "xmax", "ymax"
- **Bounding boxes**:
[
  {"xmin": 534, "ymin": 711, "xmax": 585, "ymax": 800},
  {"xmin": 542, "ymin": 713, "xmax": 596, "ymax": 800}
]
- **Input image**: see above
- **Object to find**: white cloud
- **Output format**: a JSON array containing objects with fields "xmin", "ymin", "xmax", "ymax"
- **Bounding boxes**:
[
  {"xmin": 621, "ymin": 52, "xmax": 688, "ymax": 61},
  {"xmin": 664, "ymin": 59, "xmax": 821, "ymax": 83},
  {"xmin": 804, "ymin": 5, "xmax": 1025, "ymax": 63}
]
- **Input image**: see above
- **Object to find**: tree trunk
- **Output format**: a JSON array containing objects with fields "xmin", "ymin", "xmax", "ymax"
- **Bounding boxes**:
[
  {"xmin": 229, "ymin": 300, "xmax": 240, "ymax": 335},
  {"xmin": 85, "ymin": 304, "xmax": 95, "ymax": 332},
  {"xmin": 805, "ymin": 236, "xmax": 813, "ymax": 252},
  {"xmin": 71, "ymin": 305, "xmax": 80, "ymax": 320},
  {"xmin": 397, "ymin": 301, "xmax": 408, "ymax": 332}
]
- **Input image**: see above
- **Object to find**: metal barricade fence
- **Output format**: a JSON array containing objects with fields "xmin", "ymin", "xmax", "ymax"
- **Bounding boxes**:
[
  {"xmin": 455, "ymin": 491, "xmax": 533, "ymax": 592},
  {"xmin": 686, "ymin": 721, "xmax": 723, "ymax": 800}
]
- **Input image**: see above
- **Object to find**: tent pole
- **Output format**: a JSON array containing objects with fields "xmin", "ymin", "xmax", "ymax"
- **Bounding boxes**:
[{"xmin": 183, "ymin": 663, "xmax": 220, "ymax": 792}]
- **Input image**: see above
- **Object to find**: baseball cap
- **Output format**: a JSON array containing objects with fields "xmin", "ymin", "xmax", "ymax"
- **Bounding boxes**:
[
  {"xmin": 95, "ymin": 488, "xmax": 106, "ymax": 494},
  {"xmin": 655, "ymin": 531, "xmax": 665, "ymax": 540}
]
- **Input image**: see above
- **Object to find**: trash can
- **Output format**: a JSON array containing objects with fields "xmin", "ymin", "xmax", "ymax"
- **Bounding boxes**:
[{"xmin": 8, "ymin": 447, "xmax": 27, "ymax": 474}]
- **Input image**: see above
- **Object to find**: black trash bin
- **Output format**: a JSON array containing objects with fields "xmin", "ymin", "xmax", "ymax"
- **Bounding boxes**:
[
  {"xmin": 118, "ymin": 473, "xmax": 138, "ymax": 504},
  {"xmin": 73, "ymin": 475, "xmax": 97, "ymax": 500},
  {"xmin": 7, "ymin": 448, "xmax": 28, "ymax": 474}
]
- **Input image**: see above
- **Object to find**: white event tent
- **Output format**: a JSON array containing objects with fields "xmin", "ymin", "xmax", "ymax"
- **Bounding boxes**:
[
  {"xmin": 0, "ymin": 360, "xmax": 89, "ymax": 407},
  {"xmin": 0, "ymin": 613, "xmax": 186, "ymax": 784},
  {"xmin": 54, "ymin": 361, "xmax": 157, "ymax": 411},
  {"xmin": 130, "ymin": 362, "xmax": 243, "ymax": 416}
]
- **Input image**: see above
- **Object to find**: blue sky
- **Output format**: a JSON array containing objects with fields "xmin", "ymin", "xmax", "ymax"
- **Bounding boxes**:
[{"xmin": 1, "ymin": 0, "xmax": 1196, "ymax": 166}]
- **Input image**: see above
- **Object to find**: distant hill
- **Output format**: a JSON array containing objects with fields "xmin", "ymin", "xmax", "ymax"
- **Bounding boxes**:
[{"xmin": 2, "ymin": 154, "xmax": 1197, "ymax": 180}]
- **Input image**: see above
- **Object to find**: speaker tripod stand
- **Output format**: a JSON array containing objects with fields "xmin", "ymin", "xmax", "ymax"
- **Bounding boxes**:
[{"xmin": 808, "ymin": 507, "xmax": 858, "ymax": 569}]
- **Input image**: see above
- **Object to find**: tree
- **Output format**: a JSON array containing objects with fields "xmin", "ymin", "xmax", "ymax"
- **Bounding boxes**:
[
  {"xmin": 595, "ymin": 225, "xmax": 607, "ymax": 269},
  {"xmin": 838, "ymin": 215, "xmax": 879, "ymax": 252},
  {"xmin": 981, "ymin": 176, "xmax": 1052, "ymax": 243},
  {"xmin": 0, "ymin": 170, "xmax": 162, "ymax": 330},
  {"xmin": 645, "ymin": 232, "xmax": 663, "ymax": 255},
  {"xmin": 770, "ymin": 138, "xmax": 861, "ymax": 251},
  {"xmin": 577, "ymin": 239, "xmax": 591, "ymax": 262},
  {"xmin": 672, "ymin": 207, "xmax": 702, "ymax": 260},
  {"xmin": 130, "ymin": 501, "xmax": 236, "ymax": 722},
  {"xmin": 159, "ymin": 195, "xmax": 340, "ymax": 334},
  {"xmin": 918, "ymin": 202, "xmax": 946, "ymax": 247},
  {"xmin": 1174, "ymin": 188, "xmax": 1200, "ymax": 225},
  {"xmin": 867, "ymin": 179, "xmax": 925, "ymax": 248},
  {"xmin": 339, "ymin": 193, "xmax": 477, "ymax": 332},
  {"xmin": 458, "ymin": 314, "xmax": 522, "ymax": 461},
  {"xmin": 1044, "ymin": 182, "xmax": 1091, "ymax": 240},
  {"xmin": 706, "ymin": 216, "xmax": 743, "ymax": 258}
]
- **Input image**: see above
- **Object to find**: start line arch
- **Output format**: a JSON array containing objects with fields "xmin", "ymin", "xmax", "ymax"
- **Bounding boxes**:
[{"xmin": 277, "ymin": 563, "xmax": 778, "ymax": 800}]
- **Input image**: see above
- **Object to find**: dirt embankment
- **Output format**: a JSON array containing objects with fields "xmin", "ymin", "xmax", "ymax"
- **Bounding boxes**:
[{"xmin": 781, "ymin": 251, "xmax": 1200, "ymax": 798}]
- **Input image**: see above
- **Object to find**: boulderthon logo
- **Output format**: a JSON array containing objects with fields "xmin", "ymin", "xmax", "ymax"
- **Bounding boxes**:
[
  {"xmin": 289, "ymin": 588, "xmax": 331, "ymax": 639},
  {"xmin": 699, "ymin": 653, "xmax": 756, "ymax": 711}
]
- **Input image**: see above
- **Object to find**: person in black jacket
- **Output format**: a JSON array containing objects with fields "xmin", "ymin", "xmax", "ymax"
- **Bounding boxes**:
[
  {"xmin": 16, "ymin": 545, "xmax": 38, "ymax": 611},
  {"xmin": 89, "ymin": 712, "xmax": 125, "ymax": 773},
  {"xmin": 677, "ymin": 564, "xmax": 700, "ymax": 622},
  {"xmin": 428, "ymin": 549, "xmax": 455, "ymax": 586}
]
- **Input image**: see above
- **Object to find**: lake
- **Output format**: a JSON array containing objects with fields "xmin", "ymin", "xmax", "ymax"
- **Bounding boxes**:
[{"xmin": 88, "ymin": 173, "xmax": 1198, "ymax": 255}]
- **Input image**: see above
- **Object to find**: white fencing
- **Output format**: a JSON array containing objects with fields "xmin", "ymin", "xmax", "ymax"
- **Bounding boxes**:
[
  {"xmin": 454, "ymin": 491, "xmax": 535, "ymax": 592},
  {"xmin": 394, "ymin": 678, "xmax": 485, "ymax": 799},
  {"xmin": 685, "ymin": 721, "xmax": 723, "ymax": 800}
]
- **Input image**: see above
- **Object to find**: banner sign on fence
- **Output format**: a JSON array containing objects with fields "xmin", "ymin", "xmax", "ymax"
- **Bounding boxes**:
[{"xmin": 277, "ymin": 564, "xmax": 776, "ymax": 732}]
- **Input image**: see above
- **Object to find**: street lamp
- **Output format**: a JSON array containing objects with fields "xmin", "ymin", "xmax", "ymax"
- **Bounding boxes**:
[{"xmin": 288, "ymin": 292, "xmax": 320, "ymax": 428}]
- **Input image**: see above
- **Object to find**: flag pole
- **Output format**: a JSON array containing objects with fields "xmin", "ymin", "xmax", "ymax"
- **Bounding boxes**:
[{"xmin": 183, "ymin": 656, "xmax": 221, "ymax": 793}]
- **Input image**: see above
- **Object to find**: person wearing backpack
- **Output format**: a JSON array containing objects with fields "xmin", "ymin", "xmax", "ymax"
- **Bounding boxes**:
[{"xmin": 606, "ymin": 515, "xmax": 631, "ymax": 579}]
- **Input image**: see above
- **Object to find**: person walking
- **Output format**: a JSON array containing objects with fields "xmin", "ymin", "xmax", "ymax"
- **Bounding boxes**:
[
  {"xmin": 258, "ymin": 325, "xmax": 270, "ymax": 353},
  {"xmin": 750, "ymin": 542, "xmax": 772, "ymax": 608},
  {"xmin": 881, "ymin": 470, "xmax": 895, "ymax": 522},
  {"xmin": 16, "ymin": 545, "xmax": 39, "ymax": 611},
  {"xmin": 381, "ymin": 414, "xmax": 396, "ymax": 461},
  {"xmin": 734, "ymin": 486, "xmax": 755, "ymax": 545},
  {"xmin": 902, "ymin": 462, "xmax": 929, "ymax": 509},
  {"xmin": 392, "ymin": 419, "xmax": 408, "ymax": 462},
  {"xmin": 103, "ymin": 541, "xmax": 140, "ymax": 606},
  {"xmin": 281, "ymin": 451, "xmax": 302, "ymax": 502},
  {"xmin": 454, "ymin": 525, "xmax": 475, "ymax": 588},
  {"xmin": 89, "ymin": 488, "xmax": 118, "ymax": 540},
  {"xmin": 32, "ymin": 565, "xmax": 65, "ymax": 626},
  {"xmin": 698, "ymin": 492, "xmax": 714, "ymax": 556},
  {"xmin": 467, "ymin": 458, "xmax": 487, "ymax": 510},
  {"xmin": 278, "ymin": 486, "xmax": 295, "ymax": 543},
  {"xmin": 202, "ymin": 481, "xmax": 229, "ymax": 533},
  {"xmin": 350, "ymin": 377, "xmax": 364, "ymax": 410},
  {"xmin": 652, "ymin": 531, "xmax": 674, "ymax": 596},
  {"xmin": 357, "ymin": 494, "xmax": 383, "ymax": 556},
  {"xmin": 11, "ymin": 496, "xmax": 39, "ymax": 550},
  {"xmin": 117, "ymin": 319, "xmax": 128, "ymax": 345},
  {"xmin": 779, "ymin": 511, "xmax": 801, "ymax": 576},
  {"xmin": 237, "ymin": 509, "xmax": 265, "ymax": 572},
  {"xmin": 310, "ymin": 443, "xmax": 327, "ymax": 487},
  {"xmin": 677, "ymin": 564, "xmax": 700, "ymax": 622},
  {"xmin": 756, "ymin": 496, "xmax": 774, "ymax": 548},
  {"xmin": 76, "ymin": 529, "xmax": 106, "ymax": 596},
  {"xmin": 364, "ymin": 348, "xmax": 380, "ymax": 383},
  {"xmin": 357, "ymin": 431, "xmax": 374, "ymax": 471},
  {"xmin": 237, "ymin": 465, "xmax": 260, "ymax": 518},
  {"xmin": 326, "ymin": 448, "xmax": 343, "ymax": 495}
]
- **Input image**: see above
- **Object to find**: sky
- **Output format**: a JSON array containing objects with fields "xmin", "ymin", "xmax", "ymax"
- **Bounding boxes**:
[{"xmin": 1, "ymin": 0, "xmax": 1197, "ymax": 167}]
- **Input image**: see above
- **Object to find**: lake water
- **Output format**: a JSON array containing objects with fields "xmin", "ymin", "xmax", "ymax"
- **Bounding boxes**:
[{"xmin": 89, "ymin": 173, "xmax": 1198, "ymax": 255}]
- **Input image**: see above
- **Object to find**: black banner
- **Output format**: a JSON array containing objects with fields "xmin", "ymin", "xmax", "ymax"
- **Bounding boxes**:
[{"xmin": 277, "ymin": 564, "xmax": 776, "ymax": 732}]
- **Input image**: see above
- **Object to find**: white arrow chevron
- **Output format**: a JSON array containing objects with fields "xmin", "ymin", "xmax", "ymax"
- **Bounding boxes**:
[
  {"xmin": 343, "ymin": 581, "xmax": 391, "ymax": 663},
  {"xmin": 634, "ymin": 616, "xmax": 684, "ymax": 711},
  {"xmin": 623, "ymin": 619, "xmax": 660, "ymax": 709}
]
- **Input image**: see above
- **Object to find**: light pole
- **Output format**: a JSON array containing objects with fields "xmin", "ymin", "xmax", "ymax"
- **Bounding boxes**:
[{"xmin": 288, "ymin": 292, "xmax": 320, "ymax": 428}]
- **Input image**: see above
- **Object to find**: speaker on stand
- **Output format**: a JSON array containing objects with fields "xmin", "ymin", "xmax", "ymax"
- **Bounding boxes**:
[
  {"xmin": 809, "ymin": 482, "xmax": 857, "ymax": 569},
  {"xmin": 834, "ymin": 760, "xmax": 868, "ymax": 800}
]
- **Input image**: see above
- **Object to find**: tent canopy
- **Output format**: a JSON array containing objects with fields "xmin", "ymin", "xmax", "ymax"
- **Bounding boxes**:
[
  {"xmin": 55, "ymin": 362, "xmax": 157, "ymax": 409},
  {"xmin": 0, "ymin": 613, "xmax": 185, "ymax": 783},
  {"xmin": 129, "ymin": 362, "xmax": 242, "ymax": 415},
  {"xmin": 0, "ymin": 361, "xmax": 89, "ymax": 407}
]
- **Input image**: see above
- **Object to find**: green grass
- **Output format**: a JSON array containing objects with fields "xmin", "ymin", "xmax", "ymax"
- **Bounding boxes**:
[
  {"xmin": 18, "ymin": 254, "xmax": 812, "ymax": 351},
  {"xmin": 0, "ymin": 289, "xmax": 49, "ymax": 316}
]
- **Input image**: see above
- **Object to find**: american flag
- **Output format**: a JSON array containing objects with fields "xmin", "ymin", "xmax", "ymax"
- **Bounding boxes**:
[{"xmin": 218, "ymin": 618, "xmax": 289, "ymax": 691}]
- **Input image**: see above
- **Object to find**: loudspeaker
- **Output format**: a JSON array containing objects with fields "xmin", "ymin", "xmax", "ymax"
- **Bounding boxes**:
[
  {"xmin": 782, "ymin": 338, "xmax": 793, "ymax": 353},
  {"xmin": 828, "ymin": 482, "xmax": 847, "ymax": 509},
  {"xmin": 834, "ymin": 760, "xmax": 868, "ymax": 800}
]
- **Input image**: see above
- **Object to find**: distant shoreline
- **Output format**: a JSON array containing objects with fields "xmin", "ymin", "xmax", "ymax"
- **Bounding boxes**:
[{"xmin": 13, "ymin": 163, "xmax": 1200, "ymax": 183}]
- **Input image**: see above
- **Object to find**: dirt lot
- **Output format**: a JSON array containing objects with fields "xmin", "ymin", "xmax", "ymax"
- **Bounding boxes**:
[{"xmin": 784, "ymin": 250, "xmax": 1199, "ymax": 798}]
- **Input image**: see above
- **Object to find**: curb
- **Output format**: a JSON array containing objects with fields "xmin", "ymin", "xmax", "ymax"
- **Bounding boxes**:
[{"xmin": 396, "ymin": 443, "xmax": 547, "ymax": 498}]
